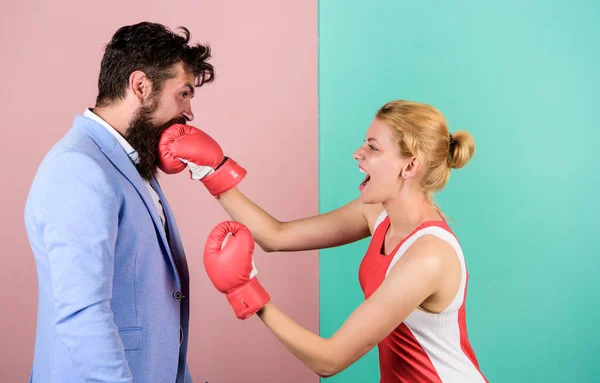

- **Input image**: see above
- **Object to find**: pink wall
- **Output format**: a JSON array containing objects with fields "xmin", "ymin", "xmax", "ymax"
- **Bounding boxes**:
[{"xmin": 0, "ymin": 1, "xmax": 318, "ymax": 382}]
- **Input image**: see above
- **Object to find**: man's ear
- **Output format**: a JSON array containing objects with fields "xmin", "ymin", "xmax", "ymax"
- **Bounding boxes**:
[{"xmin": 129, "ymin": 70, "xmax": 152, "ymax": 103}]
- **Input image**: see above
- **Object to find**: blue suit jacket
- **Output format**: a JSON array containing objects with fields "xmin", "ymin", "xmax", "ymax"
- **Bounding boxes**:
[{"xmin": 24, "ymin": 114, "xmax": 193, "ymax": 382}]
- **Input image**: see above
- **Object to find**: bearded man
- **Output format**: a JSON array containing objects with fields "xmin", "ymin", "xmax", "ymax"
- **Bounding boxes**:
[{"xmin": 24, "ymin": 21, "xmax": 215, "ymax": 383}]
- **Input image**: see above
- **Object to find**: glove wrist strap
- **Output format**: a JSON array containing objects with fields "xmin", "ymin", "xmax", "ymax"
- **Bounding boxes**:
[
  {"xmin": 215, "ymin": 156, "xmax": 229, "ymax": 170},
  {"xmin": 201, "ymin": 158, "xmax": 247, "ymax": 198},
  {"xmin": 226, "ymin": 278, "xmax": 270, "ymax": 320}
]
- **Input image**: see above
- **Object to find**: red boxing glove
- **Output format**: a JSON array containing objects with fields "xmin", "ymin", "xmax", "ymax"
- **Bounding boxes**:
[
  {"xmin": 158, "ymin": 124, "xmax": 247, "ymax": 198},
  {"xmin": 203, "ymin": 221, "xmax": 270, "ymax": 320}
]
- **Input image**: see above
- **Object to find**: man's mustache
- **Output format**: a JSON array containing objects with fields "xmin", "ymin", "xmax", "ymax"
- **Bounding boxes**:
[{"xmin": 159, "ymin": 117, "xmax": 188, "ymax": 131}]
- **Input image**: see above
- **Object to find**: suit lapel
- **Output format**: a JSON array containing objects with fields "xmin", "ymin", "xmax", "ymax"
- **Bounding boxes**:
[
  {"xmin": 74, "ymin": 115, "xmax": 180, "ymax": 283},
  {"xmin": 150, "ymin": 179, "xmax": 189, "ymax": 282}
]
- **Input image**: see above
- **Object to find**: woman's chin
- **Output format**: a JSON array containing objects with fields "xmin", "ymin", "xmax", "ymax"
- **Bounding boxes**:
[{"xmin": 359, "ymin": 189, "xmax": 379, "ymax": 204}]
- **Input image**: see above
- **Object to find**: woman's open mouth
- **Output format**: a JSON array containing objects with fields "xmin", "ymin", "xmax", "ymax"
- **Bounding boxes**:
[{"xmin": 359, "ymin": 169, "xmax": 370, "ymax": 191}]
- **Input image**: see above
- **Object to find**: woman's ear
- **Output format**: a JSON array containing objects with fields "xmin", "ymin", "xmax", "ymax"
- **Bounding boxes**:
[{"xmin": 403, "ymin": 157, "xmax": 421, "ymax": 179}]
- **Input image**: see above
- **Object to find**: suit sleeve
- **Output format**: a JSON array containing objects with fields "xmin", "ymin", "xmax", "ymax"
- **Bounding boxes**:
[{"xmin": 32, "ymin": 150, "xmax": 133, "ymax": 382}]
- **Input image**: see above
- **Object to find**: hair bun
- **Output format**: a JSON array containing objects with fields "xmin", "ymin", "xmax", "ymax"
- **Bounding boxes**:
[{"xmin": 448, "ymin": 130, "xmax": 475, "ymax": 169}]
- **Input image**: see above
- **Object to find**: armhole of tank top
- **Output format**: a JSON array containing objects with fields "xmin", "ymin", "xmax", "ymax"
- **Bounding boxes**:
[
  {"xmin": 384, "ymin": 226, "xmax": 467, "ymax": 313},
  {"xmin": 419, "ymin": 227, "xmax": 467, "ymax": 313}
]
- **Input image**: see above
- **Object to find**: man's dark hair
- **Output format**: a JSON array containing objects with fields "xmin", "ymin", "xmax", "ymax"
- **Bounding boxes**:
[{"xmin": 95, "ymin": 22, "xmax": 215, "ymax": 106}]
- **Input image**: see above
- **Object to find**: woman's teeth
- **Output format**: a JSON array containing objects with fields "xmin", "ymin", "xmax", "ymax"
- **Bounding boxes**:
[{"xmin": 359, "ymin": 171, "xmax": 370, "ymax": 190}]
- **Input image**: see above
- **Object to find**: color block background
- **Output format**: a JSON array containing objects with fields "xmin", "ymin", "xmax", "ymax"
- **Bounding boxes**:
[
  {"xmin": 0, "ymin": 1, "xmax": 318, "ymax": 382},
  {"xmin": 1, "ymin": 0, "xmax": 599, "ymax": 382},
  {"xmin": 318, "ymin": 1, "xmax": 600, "ymax": 382}
]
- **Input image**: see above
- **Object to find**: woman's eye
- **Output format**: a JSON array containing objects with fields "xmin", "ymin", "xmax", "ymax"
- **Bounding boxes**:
[
  {"xmin": 181, "ymin": 92, "xmax": 189, "ymax": 98},
  {"xmin": 363, "ymin": 139, "xmax": 377, "ymax": 151}
]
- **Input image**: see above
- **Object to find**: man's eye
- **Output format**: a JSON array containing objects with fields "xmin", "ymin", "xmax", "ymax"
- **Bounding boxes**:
[{"xmin": 181, "ymin": 92, "xmax": 189, "ymax": 98}]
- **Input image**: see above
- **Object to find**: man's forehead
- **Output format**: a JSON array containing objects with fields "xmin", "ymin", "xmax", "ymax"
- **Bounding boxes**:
[
  {"xmin": 169, "ymin": 62, "xmax": 194, "ymax": 79},
  {"xmin": 163, "ymin": 68, "xmax": 194, "ymax": 87}
]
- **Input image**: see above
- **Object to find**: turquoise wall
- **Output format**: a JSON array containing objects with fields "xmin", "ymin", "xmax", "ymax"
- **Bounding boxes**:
[{"xmin": 318, "ymin": 1, "xmax": 600, "ymax": 382}]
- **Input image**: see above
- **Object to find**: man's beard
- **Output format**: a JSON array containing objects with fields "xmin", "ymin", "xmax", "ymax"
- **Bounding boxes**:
[{"xmin": 125, "ymin": 96, "xmax": 187, "ymax": 181}]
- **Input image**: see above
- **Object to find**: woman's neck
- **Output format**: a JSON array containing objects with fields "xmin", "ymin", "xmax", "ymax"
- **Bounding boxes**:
[{"xmin": 383, "ymin": 191, "xmax": 442, "ymax": 240}]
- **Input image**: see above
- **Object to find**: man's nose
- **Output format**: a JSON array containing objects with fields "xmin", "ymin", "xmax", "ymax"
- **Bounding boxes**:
[{"xmin": 182, "ymin": 107, "xmax": 194, "ymax": 122}]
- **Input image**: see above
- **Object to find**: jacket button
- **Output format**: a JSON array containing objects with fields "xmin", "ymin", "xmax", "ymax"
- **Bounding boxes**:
[{"xmin": 173, "ymin": 291, "xmax": 183, "ymax": 301}]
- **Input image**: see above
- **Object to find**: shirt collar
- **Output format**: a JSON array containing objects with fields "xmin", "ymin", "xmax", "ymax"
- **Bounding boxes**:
[{"xmin": 83, "ymin": 108, "xmax": 139, "ymax": 164}]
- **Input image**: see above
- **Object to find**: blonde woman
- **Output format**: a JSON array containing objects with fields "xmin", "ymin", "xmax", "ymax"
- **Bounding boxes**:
[{"xmin": 160, "ymin": 100, "xmax": 488, "ymax": 382}]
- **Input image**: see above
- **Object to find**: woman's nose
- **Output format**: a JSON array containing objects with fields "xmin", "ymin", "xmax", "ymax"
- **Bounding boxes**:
[{"xmin": 353, "ymin": 147, "xmax": 365, "ymax": 161}]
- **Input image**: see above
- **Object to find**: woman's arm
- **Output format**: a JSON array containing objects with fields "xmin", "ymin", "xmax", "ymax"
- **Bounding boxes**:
[
  {"xmin": 157, "ymin": 123, "xmax": 379, "ymax": 252},
  {"xmin": 256, "ymin": 235, "xmax": 451, "ymax": 377},
  {"xmin": 218, "ymin": 188, "xmax": 377, "ymax": 252}
]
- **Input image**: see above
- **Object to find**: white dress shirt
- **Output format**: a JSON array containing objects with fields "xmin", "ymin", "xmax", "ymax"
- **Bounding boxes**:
[{"xmin": 83, "ymin": 109, "xmax": 166, "ymax": 228}]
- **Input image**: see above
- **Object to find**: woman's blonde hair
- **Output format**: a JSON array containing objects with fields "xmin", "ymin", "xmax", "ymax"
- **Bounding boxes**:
[{"xmin": 375, "ymin": 100, "xmax": 475, "ymax": 196}]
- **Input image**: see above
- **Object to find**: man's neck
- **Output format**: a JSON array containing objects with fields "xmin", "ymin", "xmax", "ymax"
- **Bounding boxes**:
[{"xmin": 91, "ymin": 103, "xmax": 132, "ymax": 137}]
